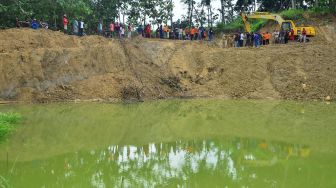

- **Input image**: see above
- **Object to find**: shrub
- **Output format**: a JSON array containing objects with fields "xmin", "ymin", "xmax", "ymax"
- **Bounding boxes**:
[
  {"xmin": 281, "ymin": 9, "xmax": 305, "ymax": 20},
  {"xmin": 0, "ymin": 112, "xmax": 22, "ymax": 139},
  {"xmin": 308, "ymin": 7, "xmax": 333, "ymax": 16},
  {"xmin": 251, "ymin": 19, "xmax": 268, "ymax": 32},
  {"xmin": 216, "ymin": 17, "xmax": 245, "ymax": 33}
]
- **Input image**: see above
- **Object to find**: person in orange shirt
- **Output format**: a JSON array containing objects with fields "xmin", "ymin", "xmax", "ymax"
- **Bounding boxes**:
[{"xmin": 190, "ymin": 26, "xmax": 195, "ymax": 40}]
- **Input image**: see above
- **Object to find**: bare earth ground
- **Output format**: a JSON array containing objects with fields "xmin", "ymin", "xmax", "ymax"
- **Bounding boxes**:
[{"xmin": 0, "ymin": 26, "xmax": 335, "ymax": 103}]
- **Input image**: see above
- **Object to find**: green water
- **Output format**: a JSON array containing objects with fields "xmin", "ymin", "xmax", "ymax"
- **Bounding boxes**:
[{"xmin": 0, "ymin": 100, "xmax": 335, "ymax": 188}]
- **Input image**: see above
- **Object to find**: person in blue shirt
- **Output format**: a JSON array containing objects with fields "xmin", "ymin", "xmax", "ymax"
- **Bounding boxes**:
[
  {"xmin": 31, "ymin": 19, "xmax": 39, "ymax": 29},
  {"xmin": 254, "ymin": 32, "xmax": 260, "ymax": 47},
  {"xmin": 137, "ymin": 25, "xmax": 143, "ymax": 37}
]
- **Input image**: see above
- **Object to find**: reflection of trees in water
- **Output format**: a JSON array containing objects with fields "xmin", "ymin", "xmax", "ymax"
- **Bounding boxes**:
[{"xmin": 48, "ymin": 138, "xmax": 309, "ymax": 187}]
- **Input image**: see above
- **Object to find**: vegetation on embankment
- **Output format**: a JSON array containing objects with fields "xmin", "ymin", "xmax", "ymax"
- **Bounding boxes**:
[
  {"xmin": 0, "ymin": 112, "xmax": 21, "ymax": 140},
  {"xmin": 216, "ymin": 17, "xmax": 267, "ymax": 33},
  {"xmin": 217, "ymin": 8, "xmax": 335, "ymax": 33}
]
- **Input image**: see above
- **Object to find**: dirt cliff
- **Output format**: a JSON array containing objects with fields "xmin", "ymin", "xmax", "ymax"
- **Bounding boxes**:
[{"xmin": 0, "ymin": 28, "xmax": 335, "ymax": 103}]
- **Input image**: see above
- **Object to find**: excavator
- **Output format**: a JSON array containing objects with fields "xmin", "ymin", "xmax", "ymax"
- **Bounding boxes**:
[{"xmin": 241, "ymin": 12, "xmax": 316, "ymax": 37}]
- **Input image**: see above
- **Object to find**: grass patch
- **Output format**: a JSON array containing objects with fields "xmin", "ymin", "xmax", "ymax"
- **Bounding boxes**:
[
  {"xmin": 216, "ymin": 17, "xmax": 267, "ymax": 33},
  {"xmin": 308, "ymin": 7, "xmax": 334, "ymax": 16},
  {"xmin": 0, "ymin": 112, "xmax": 21, "ymax": 139},
  {"xmin": 216, "ymin": 17, "xmax": 244, "ymax": 33},
  {"xmin": 251, "ymin": 19, "xmax": 268, "ymax": 32},
  {"xmin": 0, "ymin": 175, "xmax": 10, "ymax": 188},
  {"xmin": 280, "ymin": 9, "xmax": 305, "ymax": 20}
]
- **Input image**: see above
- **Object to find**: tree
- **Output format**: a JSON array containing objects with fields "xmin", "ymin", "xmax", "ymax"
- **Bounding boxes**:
[
  {"xmin": 181, "ymin": 0, "xmax": 196, "ymax": 27},
  {"xmin": 235, "ymin": 0, "xmax": 255, "ymax": 12}
]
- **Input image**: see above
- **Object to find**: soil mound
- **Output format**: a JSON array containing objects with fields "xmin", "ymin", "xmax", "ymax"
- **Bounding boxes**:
[{"xmin": 0, "ymin": 28, "xmax": 335, "ymax": 102}]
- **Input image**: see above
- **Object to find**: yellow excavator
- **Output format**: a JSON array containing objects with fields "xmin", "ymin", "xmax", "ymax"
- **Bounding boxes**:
[{"xmin": 241, "ymin": 12, "xmax": 316, "ymax": 37}]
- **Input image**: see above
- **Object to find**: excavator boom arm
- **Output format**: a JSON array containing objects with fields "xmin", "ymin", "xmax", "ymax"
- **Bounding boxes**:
[{"xmin": 241, "ymin": 12, "xmax": 285, "ymax": 33}]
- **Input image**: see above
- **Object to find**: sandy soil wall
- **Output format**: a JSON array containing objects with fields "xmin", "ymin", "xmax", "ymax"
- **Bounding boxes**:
[{"xmin": 0, "ymin": 28, "xmax": 335, "ymax": 103}]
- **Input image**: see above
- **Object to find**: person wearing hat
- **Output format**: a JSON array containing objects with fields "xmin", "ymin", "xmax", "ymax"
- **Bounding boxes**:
[{"xmin": 63, "ymin": 14, "xmax": 68, "ymax": 33}]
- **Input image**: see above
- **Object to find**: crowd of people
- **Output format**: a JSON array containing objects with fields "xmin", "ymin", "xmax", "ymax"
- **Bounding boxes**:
[
  {"xmin": 15, "ymin": 14, "xmax": 216, "ymax": 41},
  {"xmin": 15, "ymin": 14, "xmax": 309, "ymax": 47},
  {"xmin": 138, "ymin": 25, "xmax": 215, "ymax": 41},
  {"xmin": 224, "ymin": 28, "xmax": 308, "ymax": 48},
  {"xmin": 16, "ymin": 18, "xmax": 49, "ymax": 29}
]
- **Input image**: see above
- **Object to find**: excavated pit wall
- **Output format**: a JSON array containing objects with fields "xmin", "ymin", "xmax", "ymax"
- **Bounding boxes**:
[{"xmin": 0, "ymin": 28, "xmax": 335, "ymax": 103}]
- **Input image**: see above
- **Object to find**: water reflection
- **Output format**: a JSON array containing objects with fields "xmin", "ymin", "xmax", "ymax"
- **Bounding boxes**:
[
  {"xmin": 1, "ymin": 137, "xmax": 317, "ymax": 188},
  {"xmin": 0, "ymin": 100, "xmax": 336, "ymax": 187}
]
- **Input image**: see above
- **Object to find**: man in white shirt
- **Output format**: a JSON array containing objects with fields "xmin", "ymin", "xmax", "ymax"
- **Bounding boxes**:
[
  {"xmin": 79, "ymin": 21, "xmax": 84, "ymax": 36},
  {"xmin": 240, "ymin": 32, "xmax": 245, "ymax": 47}
]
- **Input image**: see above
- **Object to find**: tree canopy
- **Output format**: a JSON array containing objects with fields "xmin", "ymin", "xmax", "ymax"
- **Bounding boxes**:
[{"xmin": 0, "ymin": 0, "xmax": 334, "ymax": 30}]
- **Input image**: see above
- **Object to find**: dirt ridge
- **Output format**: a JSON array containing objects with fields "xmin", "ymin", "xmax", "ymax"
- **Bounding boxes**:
[{"xmin": 0, "ymin": 28, "xmax": 335, "ymax": 103}]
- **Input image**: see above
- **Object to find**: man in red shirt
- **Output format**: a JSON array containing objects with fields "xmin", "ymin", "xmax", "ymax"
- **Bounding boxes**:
[
  {"xmin": 63, "ymin": 14, "xmax": 68, "ymax": 33},
  {"xmin": 302, "ymin": 28, "xmax": 307, "ymax": 43}
]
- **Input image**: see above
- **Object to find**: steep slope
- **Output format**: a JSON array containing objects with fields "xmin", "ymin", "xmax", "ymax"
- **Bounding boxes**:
[{"xmin": 0, "ymin": 28, "xmax": 335, "ymax": 102}]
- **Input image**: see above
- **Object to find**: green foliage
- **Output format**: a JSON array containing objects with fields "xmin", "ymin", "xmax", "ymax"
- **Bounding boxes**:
[
  {"xmin": 216, "ymin": 17, "xmax": 244, "ymax": 33},
  {"xmin": 308, "ymin": 7, "xmax": 334, "ymax": 16},
  {"xmin": 0, "ymin": 112, "xmax": 21, "ymax": 139},
  {"xmin": 216, "ymin": 17, "xmax": 267, "ymax": 33},
  {"xmin": 280, "ymin": 9, "xmax": 305, "ymax": 20},
  {"xmin": 0, "ymin": 0, "xmax": 174, "ymax": 32},
  {"xmin": 250, "ymin": 19, "xmax": 267, "ymax": 32}
]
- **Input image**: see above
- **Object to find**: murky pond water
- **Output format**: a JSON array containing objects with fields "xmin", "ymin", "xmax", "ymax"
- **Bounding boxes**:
[{"xmin": 0, "ymin": 100, "xmax": 335, "ymax": 187}]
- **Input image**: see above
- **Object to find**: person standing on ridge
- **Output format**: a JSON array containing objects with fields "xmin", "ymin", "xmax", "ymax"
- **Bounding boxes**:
[
  {"xmin": 245, "ymin": 32, "xmax": 251, "ymax": 47},
  {"xmin": 254, "ymin": 32, "xmax": 260, "ymax": 47},
  {"xmin": 79, "ymin": 20, "xmax": 84, "ymax": 36},
  {"xmin": 290, "ymin": 29, "xmax": 295, "ymax": 41},
  {"xmin": 302, "ymin": 28, "xmax": 307, "ymax": 43},
  {"xmin": 128, "ymin": 23, "xmax": 132, "ymax": 38},
  {"xmin": 234, "ymin": 33, "xmax": 239, "ymax": 47},
  {"xmin": 63, "ymin": 14, "xmax": 68, "ymax": 34},
  {"xmin": 109, "ymin": 22, "xmax": 115, "ymax": 38},
  {"xmin": 159, "ymin": 25, "xmax": 163, "ymax": 39},
  {"xmin": 240, "ymin": 32, "xmax": 244, "ymax": 47},
  {"xmin": 31, "ymin": 19, "xmax": 39, "ymax": 30},
  {"xmin": 209, "ymin": 27, "xmax": 214, "ymax": 41},
  {"xmin": 285, "ymin": 30, "xmax": 290, "ymax": 44},
  {"xmin": 120, "ymin": 26, "xmax": 125, "ymax": 38},
  {"xmin": 197, "ymin": 26, "xmax": 202, "ymax": 40},
  {"xmin": 190, "ymin": 26, "xmax": 195, "ymax": 41},
  {"xmin": 117, "ymin": 23, "xmax": 122, "ymax": 38},
  {"xmin": 98, "ymin": 19, "xmax": 103, "ymax": 36},
  {"xmin": 16, "ymin": 18, "xmax": 20, "ymax": 28},
  {"xmin": 265, "ymin": 32, "xmax": 270, "ymax": 45},
  {"xmin": 178, "ymin": 27, "xmax": 183, "ymax": 40},
  {"xmin": 184, "ymin": 27, "xmax": 189, "ymax": 40},
  {"xmin": 73, "ymin": 19, "xmax": 78, "ymax": 36},
  {"xmin": 194, "ymin": 26, "xmax": 199, "ymax": 40}
]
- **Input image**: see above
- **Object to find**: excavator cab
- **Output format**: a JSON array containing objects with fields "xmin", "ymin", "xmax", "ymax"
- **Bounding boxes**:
[{"xmin": 281, "ymin": 21, "xmax": 293, "ymax": 31}]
